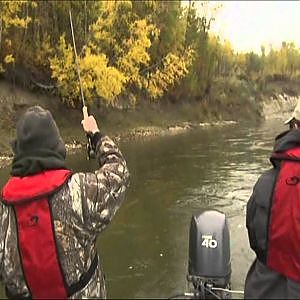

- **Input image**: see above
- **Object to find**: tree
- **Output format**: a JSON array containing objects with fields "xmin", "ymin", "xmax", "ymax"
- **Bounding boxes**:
[
  {"xmin": 50, "ymin": 0, "xmax": 193, "ymax": 106},
  {"xmin": 0, "ymin": 1, "xmax": 35, "ymax": 74}
]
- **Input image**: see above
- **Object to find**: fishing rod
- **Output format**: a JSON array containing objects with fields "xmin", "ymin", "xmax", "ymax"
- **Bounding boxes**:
[{"xmin": 68, "ymin": 8, "xmax": 95, "ymax": 159}]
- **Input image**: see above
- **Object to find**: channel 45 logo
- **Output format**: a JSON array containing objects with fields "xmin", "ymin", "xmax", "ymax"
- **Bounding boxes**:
[{"xmin": 201, "ymin": 235, "xmax": 218, "ymax": 249}]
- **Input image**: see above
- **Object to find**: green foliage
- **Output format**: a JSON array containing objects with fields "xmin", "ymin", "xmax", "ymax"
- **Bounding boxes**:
[
  {"xmin": 2, "ymin": 0, "xmax": 300, "ymax": 108},
  {"xmin": 50, "ymin": 36, "xmax": 126, "ymax": 106},
  {"xmin": 146, "ymin": 49, "xmax": 194, "ymax": 99},
  {"xmin": 49, "ymin": 0, "xmax": 194, "ymax": 106},
  {"xmin": 0, "ymin": 1, "xmax": 35, "ymax": 72},
  {"xmin": 245, "ymin": 52, "xmax": 263, "ymax": 78}
]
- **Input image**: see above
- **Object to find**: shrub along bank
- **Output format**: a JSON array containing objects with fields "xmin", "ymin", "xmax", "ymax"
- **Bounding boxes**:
[{"xmin": 0, "ymin": 77, "xmax": 299, "ymax": 162}]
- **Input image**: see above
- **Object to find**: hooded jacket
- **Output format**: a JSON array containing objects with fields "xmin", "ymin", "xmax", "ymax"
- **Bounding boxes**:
[
  {"xmin": 245, "ymin": 129, "xmax": 300, "ymax": 299},
  {"xmin": 0, "ymin": 107, "xmax": 130, "ymax": 299}
]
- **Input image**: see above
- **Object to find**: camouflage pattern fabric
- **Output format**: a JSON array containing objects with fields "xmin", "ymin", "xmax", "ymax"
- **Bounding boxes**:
[{"xmin": 0, "ymin": 135, "xmax": 130, "ymax": 299}]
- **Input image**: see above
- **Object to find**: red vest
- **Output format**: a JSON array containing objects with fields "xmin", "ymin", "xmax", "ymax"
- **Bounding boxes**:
[
  {"xmin": 1, "ymin": 169, "xmax": 72, "ymax": 299},
  {"xmin": 268, "ymin": 147, "xmax": 300, "ymax": 282}
]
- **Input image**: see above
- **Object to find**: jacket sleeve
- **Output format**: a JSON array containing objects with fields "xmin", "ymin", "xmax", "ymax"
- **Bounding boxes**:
[
  {"xmin": 246, "ymin": 168, "xmax": 277, "ymax": 262},
  {"xmin": 74, "ymin": 134, "xmax": 130, "ymax": 234},
  {"xmin": 0, "ymin": 202, "xmax": 9, "ymax": 280}
]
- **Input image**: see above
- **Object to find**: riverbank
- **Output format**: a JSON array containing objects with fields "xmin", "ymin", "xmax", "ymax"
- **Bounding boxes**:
[{"xmin": 0, "ymin": 78, "xmax": 299, "ymax": 168}]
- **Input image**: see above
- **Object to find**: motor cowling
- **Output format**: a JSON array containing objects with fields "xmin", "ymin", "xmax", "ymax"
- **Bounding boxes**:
[{"xmin": 187, "ymin": 210, "xmax": 231, "ymax": 299}]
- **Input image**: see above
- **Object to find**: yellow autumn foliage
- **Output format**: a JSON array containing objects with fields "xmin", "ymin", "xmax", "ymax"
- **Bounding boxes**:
[
  {"xmin": 49, "ymin": 0, "xmax": 197, "ymax": 106},
  {"xmin": 35, "ymin": 35, "xmax": 54, "ymax": 68},
  {"xmin": 118, "ymin": 19, "xmax": 158, "ymax": 87},
  {"xmin": 0, "ymin": 1, "xmax": 35, "ymax": 72},
  {"xmin": 2, "ymin": 0, "xmax": 300, "ymax": 109},
  {"xmin": 146, "ymin": 49, "xmax": 195, "ymax": 99},
  {"xmin": 50, "ymin": 35, "xmax": 79, "ymax": 106},
  {"xmin": 50, "ymin": 37, "xmax": 126, "ymax": 106},
  {"xmin": 4, "ymin": 54, "xmax": 15, "ymax": 64},
  {"xmin": 1, "ymin": 1, "xmax": 33, "ymax": 29},
  {"xmin": 79, "ymin": 47, "xmax": 126, "ymax": 103}
]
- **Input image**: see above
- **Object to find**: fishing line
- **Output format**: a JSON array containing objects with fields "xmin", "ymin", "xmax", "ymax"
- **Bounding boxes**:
[
  {"xmin": 69, "ymin": 8, "xmax": 85, "ymax": 107},
  {"xmin": 68, "ymin": 7, "xmax": 94, "ymax": 159}
]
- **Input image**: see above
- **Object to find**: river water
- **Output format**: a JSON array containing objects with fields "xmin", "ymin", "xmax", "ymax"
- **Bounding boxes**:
[{"xmin": 0, "ymin": 117, "xmax": 287, "ymax": 298}]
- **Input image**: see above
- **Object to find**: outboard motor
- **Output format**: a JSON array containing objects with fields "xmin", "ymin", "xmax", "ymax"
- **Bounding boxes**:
[{"xmin": 187, "ymin": 210, "xmax": 231, "ymax": 299}]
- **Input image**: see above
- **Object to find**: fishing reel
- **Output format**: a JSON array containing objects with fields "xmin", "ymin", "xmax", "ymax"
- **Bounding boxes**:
[{"xmin": 86, "ymin": 133, "xmax": 96, "ymax": 160}]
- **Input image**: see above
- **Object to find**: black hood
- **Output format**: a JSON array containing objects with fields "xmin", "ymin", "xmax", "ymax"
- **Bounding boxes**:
[
  {"xmin": 11, "ymin": 106, "xmax": 67, "ymax": 177},
  {"xmin": 270, "ymin": 129, "xmax": 300, "ymax": 167},
  {"xmin": 273, "ymin": 129, "xmax": 300, "ymax": 153}
]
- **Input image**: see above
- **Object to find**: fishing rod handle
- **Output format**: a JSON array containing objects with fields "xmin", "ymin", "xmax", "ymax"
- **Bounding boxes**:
[
  {"xmin": 86, "ymin": 133, "xmax": 96, "ymax": 160},
  {"xmin": 81, "ymin": 106, "xmax": 99, "ymax": 160}
]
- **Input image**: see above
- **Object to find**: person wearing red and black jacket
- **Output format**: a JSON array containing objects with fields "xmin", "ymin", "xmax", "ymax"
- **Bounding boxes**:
[
  {"xmin": 245, "ymin": 100, "xmax": 300, "ymax": 299},
  {"xmin": 0, "ymin": 106, "xmax": 129, "ymax": 299}
]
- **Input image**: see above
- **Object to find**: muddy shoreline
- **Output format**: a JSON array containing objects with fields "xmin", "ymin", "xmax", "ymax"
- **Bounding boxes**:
[
  {"xmin": 0, "ymin": 120, "xmax": 238, "ymax": 169},
  {"xmin": 0, "ymin": 79, "xmax": 299, "ymax": 169}
]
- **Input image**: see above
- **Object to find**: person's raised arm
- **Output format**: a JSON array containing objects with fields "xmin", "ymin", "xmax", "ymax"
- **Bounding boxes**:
[{"xmin": 75, "ymin": 106, "xmax": 130, "ymax": 233}]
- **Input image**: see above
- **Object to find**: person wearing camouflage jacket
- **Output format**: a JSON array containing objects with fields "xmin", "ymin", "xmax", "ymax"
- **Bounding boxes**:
[{"xmin": 0, "ymin": 106, "xmax": 130, "ymax": 299}]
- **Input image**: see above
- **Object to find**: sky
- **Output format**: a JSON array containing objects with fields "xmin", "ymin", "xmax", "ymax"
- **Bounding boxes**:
[{"xmin": 183, "ymin": 1, "xmax": 300, "ymax": 54}]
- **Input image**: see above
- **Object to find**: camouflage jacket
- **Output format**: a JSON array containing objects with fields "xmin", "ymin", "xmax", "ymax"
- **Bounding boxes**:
[{"xmin": 0, "ymin": 135, "xmax": 130, "ymax": 299}]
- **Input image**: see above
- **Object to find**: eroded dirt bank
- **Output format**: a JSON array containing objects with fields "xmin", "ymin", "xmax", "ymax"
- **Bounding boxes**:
[{"xmin": 0, "ymin": 79, "xmax": 298, "ymax": 168}]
